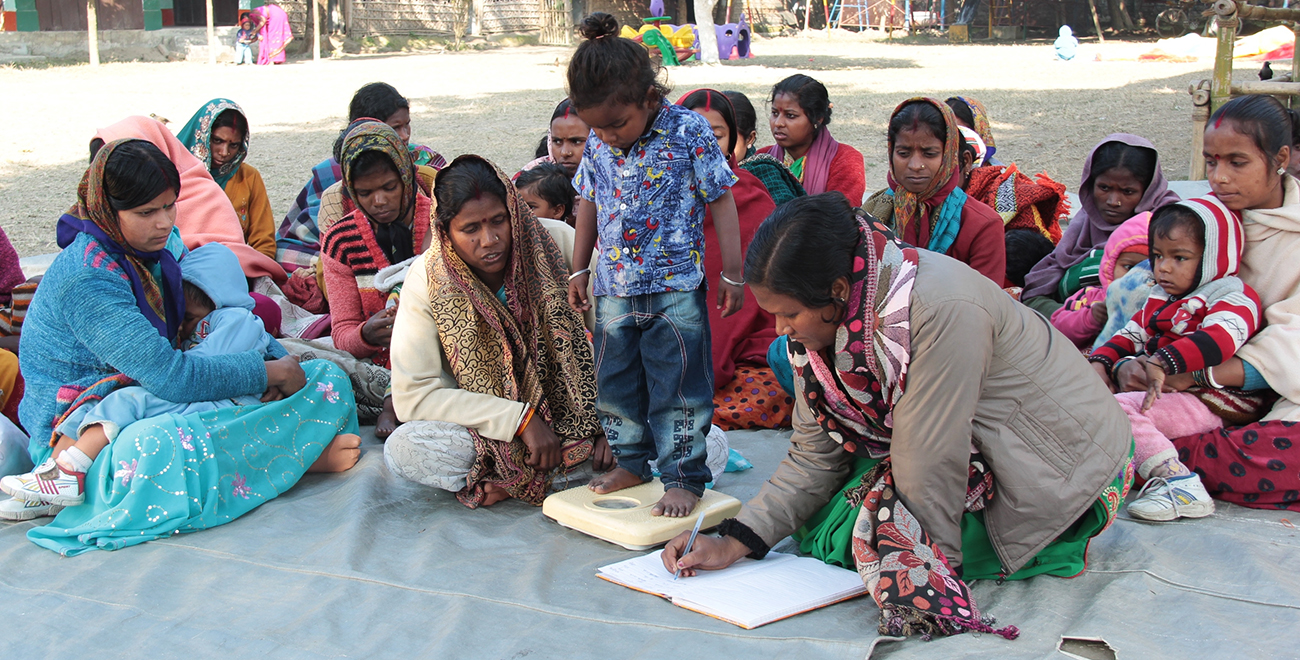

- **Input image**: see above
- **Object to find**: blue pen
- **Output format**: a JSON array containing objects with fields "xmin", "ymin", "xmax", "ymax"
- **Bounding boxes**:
[{"xmin": 673, "ymin": 510, "xmax": 706, "ymax": 581}]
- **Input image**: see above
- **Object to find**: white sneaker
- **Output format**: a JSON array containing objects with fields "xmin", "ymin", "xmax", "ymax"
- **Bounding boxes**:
[
  {"xmin": 1127, "ymin": 473, "xmax": 1215, "ymax": 521},
  {"xmin": 0, "ymin": 497, "xmax": 63, "ymax": 521},
  {"xmin": 0, "ymin": 459, "xmax": 86, "ymax": 506}
]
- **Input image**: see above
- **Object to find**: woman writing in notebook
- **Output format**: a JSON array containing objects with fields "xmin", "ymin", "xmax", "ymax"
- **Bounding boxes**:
[{"xmin": 664, "ymin": 194, "xmax": 1133, "ymax": 639}]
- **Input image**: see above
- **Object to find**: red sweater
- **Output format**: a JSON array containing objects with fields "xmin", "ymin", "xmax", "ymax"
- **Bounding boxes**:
[
  {"xmin": 901, "ymin": 196, "xmax": 1006, "ymax": 285},
  {"xmin": 321, "ymin": 191, "xmax": 430, "ymax": 369},
  {"xmin": 704, "ymin": 168, "xmax": 778, "ymax": 386}
]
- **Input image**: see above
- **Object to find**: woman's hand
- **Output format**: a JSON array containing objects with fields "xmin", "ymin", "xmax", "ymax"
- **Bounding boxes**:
[
  {"xmin": 661, "ymin": 533, "xmax": 750, "ymax": 578},
  {"xmin": 567, "ymin": 272, "xmax": 591, "ymax": 314},
  {"xmin": 590, "ymin": 432, "xmax": 615, "ymax": 472},
  {"xmin": 717, "ymin": 279, "xmax": 744, "ymax": 318},
  {"xmin": 1091, "ymin": 362, "xmax": 1116, "ymax": 393},
  {"xmin": 1163, "ymin": 372, "xmax": 1195, "ymax": 393},
  {"xmin": 361, "ymin": 307, "xmax": 397, "ymax": 347},
  {"xmin": 519, "ymin": 415, "xmax": 562, "ymax": 471},
  {"xmin": 1115, "ymin": 357, "xmax": 1150, "ymax": 393},
  {"xmin": 262, "ymin": 355, "xmax": 306, "ymax": 402}
]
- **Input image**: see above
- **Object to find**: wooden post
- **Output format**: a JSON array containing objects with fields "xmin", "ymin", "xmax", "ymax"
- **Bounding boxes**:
[
  {"xmin": 1211, "ymin": 9, "xmax": 1238, "ymax": 112},
  {"xmin": 86, "ymin": 0, "xmax": 99, "ymax": 67},
  {"xmin": 206, "ymin": 0, "xmax": 216, "ymax": 65},
  {"xmin": 313, "ymin": 0, "xmax": 321, "ymax": 61},
  {"xmin": 1190, "ymin": 81, "xmax": 1211, "ymax": 179},
  {"xmin": 1087, "ymin": 0, "xmax": 1104, "ymax": 44},
  {"xmin": 1292, "ymin": 22, "xmax": 1300, "ymax": 107}
]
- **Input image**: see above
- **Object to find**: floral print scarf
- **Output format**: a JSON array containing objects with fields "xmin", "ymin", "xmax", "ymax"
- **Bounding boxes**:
[
  {"xmin": 789, "ymin": 212, "xmax": 1019, "ymax": 640},
  {"xmin": 177, "ymin": 98, "xmax": 248, "ymax": 189}
]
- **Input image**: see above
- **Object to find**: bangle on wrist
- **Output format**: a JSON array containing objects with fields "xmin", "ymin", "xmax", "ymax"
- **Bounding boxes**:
[
  {"xmin": 720, "ymin": 271, "xmax": 745, "ymax": 287},
  {"xmin": 1110, "ymin": 356, "xmax": 1135, "ymax": 381},
  {"xmin": 1205, "ymin": 365, "xmax": 1224, "ymax": 389},
  {"xmin": 568, "ymin": 268, "xmax": 590, "ymax": 282},
  {"xmin": 516, "ymin": 406, "xmax": 535, "ymax": 437}
]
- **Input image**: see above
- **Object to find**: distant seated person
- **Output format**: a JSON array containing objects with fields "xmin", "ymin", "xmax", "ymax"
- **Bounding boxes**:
[
  {"xmin": 515, "ymin": 162, "xmax": 577, "ymax": 226},
  {"xmin": 517, "ymin": 98, "xmax": 591, "ymax": 179},
  {"xmin": 1055, "ymin": 25, "xmax": 1079, "ymax": 61},
  {"xmin": 276, "ymin": 82, "xmax": 445, "ymax": 274}
]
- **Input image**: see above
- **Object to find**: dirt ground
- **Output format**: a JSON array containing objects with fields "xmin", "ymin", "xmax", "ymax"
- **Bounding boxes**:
[{"xmin": 0, "ymin": 31, "xmax": 1269, "ymax": 257}]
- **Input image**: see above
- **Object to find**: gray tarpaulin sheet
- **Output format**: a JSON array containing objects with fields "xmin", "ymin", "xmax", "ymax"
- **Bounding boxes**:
[{"xmin": 1, "ymin": 427, "xmax": 1297, "ymax": 658}]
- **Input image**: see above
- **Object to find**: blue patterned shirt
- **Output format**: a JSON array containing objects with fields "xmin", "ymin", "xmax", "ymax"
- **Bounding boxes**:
[{"xmin": 574, "ymin": 102, "xmax": 737, "ymax": 297}]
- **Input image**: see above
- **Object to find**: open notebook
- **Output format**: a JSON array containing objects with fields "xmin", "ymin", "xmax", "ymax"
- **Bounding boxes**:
[{"xmin": 597, "ymin": 549, "xmax": 867, "ymax": 629}]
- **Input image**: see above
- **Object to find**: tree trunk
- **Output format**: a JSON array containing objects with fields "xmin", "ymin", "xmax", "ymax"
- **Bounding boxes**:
[
  {"xmin": 87, "ymin": 0, "xmax": 99, "ymax": 66},
  {"xmin": 1107, "ymin": 0, "xmax": 1134, "ymax": 31},
  {"xmin": 1087, "ymin": 0, "xmax": 1105, "ymax": 42},
  {"xmin": 695, "ymin": 0, "xmax": 720, "ymax": 63}
]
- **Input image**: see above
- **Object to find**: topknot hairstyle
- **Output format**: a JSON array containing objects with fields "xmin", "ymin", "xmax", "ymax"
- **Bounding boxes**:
[
  {"xmin": 770, "ymin": 74, "xmax": 832, "ymax": 128},
  {"xmin": 567, "ymin": 13, "xmax": 671, "ymax": 111}
]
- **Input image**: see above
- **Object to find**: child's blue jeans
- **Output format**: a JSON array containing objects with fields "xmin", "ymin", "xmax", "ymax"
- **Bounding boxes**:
[
  {"xmin": 235, "ymin": 43, "xmax": 254, "ymax": 64},
  {"xmin": 593, "ymin": 289, "xmax": 714, "ymax": 495}
]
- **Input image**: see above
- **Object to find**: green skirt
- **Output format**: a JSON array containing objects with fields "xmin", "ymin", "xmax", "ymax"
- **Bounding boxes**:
[{"xmin": 795, "ymin": 450, "xmax": 1133, "ymax": 581}]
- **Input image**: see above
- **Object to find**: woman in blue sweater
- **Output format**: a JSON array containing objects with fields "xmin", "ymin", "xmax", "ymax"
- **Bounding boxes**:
[{"xmin": 10, "ymin": 139, "xmax": 360, "ymax": 554}]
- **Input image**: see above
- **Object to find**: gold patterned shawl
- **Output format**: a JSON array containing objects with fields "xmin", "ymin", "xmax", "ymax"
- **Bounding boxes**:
[{"xmin": 425, "ymin": 155, "xmax": 600, "ymax": 507}]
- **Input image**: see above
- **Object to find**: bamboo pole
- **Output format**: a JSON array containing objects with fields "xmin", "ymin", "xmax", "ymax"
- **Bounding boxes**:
[
  {"xmin": 1230, "ymin": 80, "xmax": 1300, "ymax": 94},
  {"xmin": 87, "ymin": 0, "xmax": 99, "ymax": 67},
  {"xmin": 1221, "ymin": 0, "xmax": 1300, "ymax": 22},
  {"xmin": 1292, "ymin": 22, "xmax": 1300, "ymax": 108},
  {"xmin": 1211, "ymin": 7, "xmax": 1239, "ymax": 111},
  {"xmin": 313, "ymin": 0, "xmax": 321, "ymax": 61},
  {"xmin": 206, "ymin": 0, "xmax": 216, "ymax": 65},
  {"xmin": 1087, "ymin": 0, "xmax": 1104, "ymax": 44},
  {"xmin": 1190, "ymin": 81, "xmax": 1211, "ymax": 179}
]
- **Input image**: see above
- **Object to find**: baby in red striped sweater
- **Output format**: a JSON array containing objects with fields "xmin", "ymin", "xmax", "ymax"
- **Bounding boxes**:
[{"xmin": 1089, "ymin": 196, "xmax": 1265, "ymax": 522}]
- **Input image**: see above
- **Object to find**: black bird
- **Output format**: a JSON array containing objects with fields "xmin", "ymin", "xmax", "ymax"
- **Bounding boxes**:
[{"xmin": 1261, "ymin": 61, "xmax": 1274, "ymax": 81}]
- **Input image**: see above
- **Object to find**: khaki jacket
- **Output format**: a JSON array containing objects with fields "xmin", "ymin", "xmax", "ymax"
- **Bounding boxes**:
[{"xmin": 736, "ymin": 251, "xmax": 1130, "ymax": 574}]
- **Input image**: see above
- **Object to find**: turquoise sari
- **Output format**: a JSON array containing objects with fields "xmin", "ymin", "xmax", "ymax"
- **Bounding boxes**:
[{"xmin": 28, "ymin": 360, "xmax": 358, "ymax": 556}]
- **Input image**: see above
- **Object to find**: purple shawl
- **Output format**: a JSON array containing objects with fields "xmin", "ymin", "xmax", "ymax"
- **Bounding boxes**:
[
  {"xmin": 1023, "ymin": 133, "xmax": 1180, "ymax": 299},
  {"xmin": 765, "ymin": 127, "xmax": 840, "ymax": 195},
  {"xmin": 0, "ymin": 229, "xmax": 22, "ymax": 305}
]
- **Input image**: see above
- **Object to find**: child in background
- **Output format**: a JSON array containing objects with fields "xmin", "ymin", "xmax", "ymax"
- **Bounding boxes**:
[
  {"xmin": 722, "ymin": 90, "xmax": 758, "ymax": 162},
  {"xmin": 1052, "ymin": 213, "xmax": 1150, "ymax": 350},
  {"xmin": 1055, "ymin": 25, "xmax": 1078, "ymax": 61},
  {"xmin": 235, "ymin": 17, "xmax": 258, "ymax": 66},
  {"xmin": 1004, "ymin": 228, "xmax": 1055, "ymax": 298},
  {"xmin": 565, "ymin": 13, "xmax": 744, "ymax": 518},
  {"xmin": 515, "ymin": 162, "xmax": 577, "ymax": 226},
  {"xmin": 1089, "ymin": 198, "xmax": 1264, "ymax": 521},
  {"xmin": 0, "ymin": 243, "xmax": 361, "ymax": 506}
]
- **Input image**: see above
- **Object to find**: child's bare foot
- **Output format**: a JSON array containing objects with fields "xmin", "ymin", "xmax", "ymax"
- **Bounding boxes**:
[
  {"xmin": 308, "ymin": 433, "xmax": 361, "ymax": 473},
  {"xmin": 588, "ymin": 467, "xmax": 646, "ymax": 494},
  {"xmin": 652, "ymin": 487, "xmax": 699, "ymax": 518},
  {"xmin": 376, "ymin": 396, "xmax": 399, "ymax": 440}
]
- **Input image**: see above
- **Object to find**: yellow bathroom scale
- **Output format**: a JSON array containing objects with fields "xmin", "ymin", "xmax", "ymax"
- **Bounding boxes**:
[{"xmin": 542, "ymin": 479, "xmax": 742, "ymax": 550}]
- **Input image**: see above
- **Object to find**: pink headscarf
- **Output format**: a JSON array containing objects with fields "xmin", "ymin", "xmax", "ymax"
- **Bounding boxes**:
[
  {"xmin": 94, "ymin": 116, "xmax": 286, "ymax": 283},
  {"xmin": 0, "ymin": 228, "xmax": 23, "ymax": 305},
  {"xmin": 1099, "ymin": 212, "xmax": 1149, "ymax": 289},
  {"xmin": 763, "ymin": 126, "xmax": 841, "ymax": 195}
]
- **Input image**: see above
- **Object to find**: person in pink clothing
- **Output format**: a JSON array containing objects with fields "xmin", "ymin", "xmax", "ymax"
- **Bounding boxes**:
[
  {"xmin": 249, "ymin": 1, "xmax": 293, "ymax": 65},
  {"xmin": 1051, "ymin": 212, "xmax": 1150, "ymax": 350}
]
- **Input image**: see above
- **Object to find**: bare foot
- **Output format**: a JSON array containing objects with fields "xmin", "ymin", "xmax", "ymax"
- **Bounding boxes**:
[
  {"xmin": 308, "ymin": 433, "xmax": 361, "ymax": 473},
  {"xmin": 652, "ymin": 487, "xmax": 700, "ymax": 518},
  {"xmin": 482, "ymin": 483, "xmax": 511, "ymax": 506},
  {"xmin": 588, "ymin": 467, "xmax": 646, "ymax": 494},
  {"xmin": 375, "ymin": 396, "xmax": 399, "ymax": 441}
]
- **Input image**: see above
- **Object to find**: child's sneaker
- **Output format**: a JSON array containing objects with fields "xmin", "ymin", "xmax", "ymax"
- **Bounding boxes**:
[
  {"xmin": 0, "ymin": 497, "xmax": 63, "ymax": 521},
  {"xmin": 0, "ymin": 459, "xmax": 86, "ymax": 506},
  {"xmin": 1127, "ymin": 473, "xmax": 1215, "ymax": 521}
]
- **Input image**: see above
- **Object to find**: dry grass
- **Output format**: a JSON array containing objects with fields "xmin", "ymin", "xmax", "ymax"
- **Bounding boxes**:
[{"xmin": 0, "ymin": 30, "xmax": 1270, "ymax": 257}]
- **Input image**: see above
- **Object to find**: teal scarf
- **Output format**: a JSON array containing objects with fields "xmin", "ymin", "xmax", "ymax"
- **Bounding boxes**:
[{"xmin": 883, "ymin": 187, "xmax": 966, "ymax": 255}]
